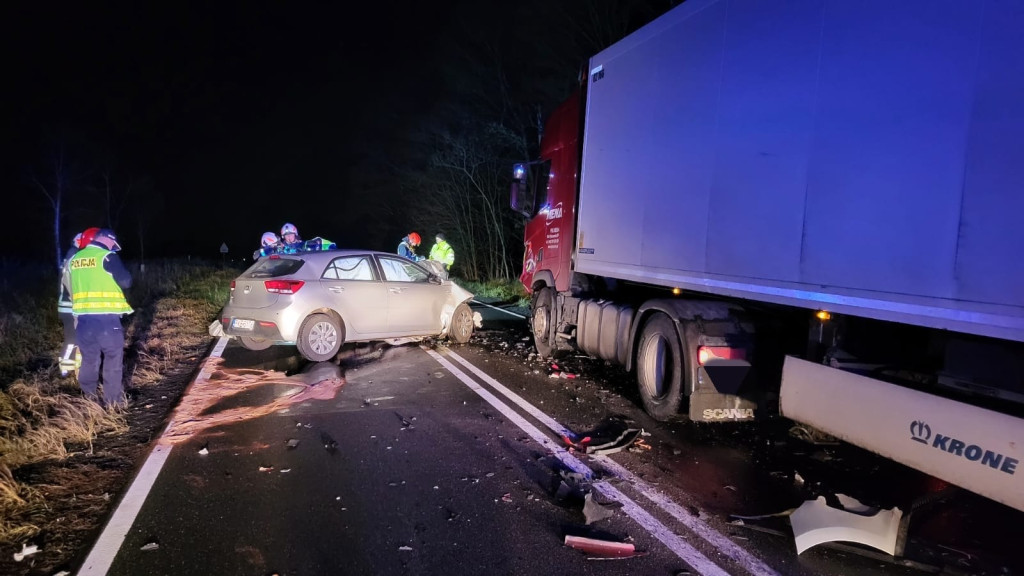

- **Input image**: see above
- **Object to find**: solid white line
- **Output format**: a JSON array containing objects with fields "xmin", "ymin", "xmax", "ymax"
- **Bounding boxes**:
[
  {"xmin": 471, "ymin": 299, "xmax": 527, "ymax": 319},
  {"xmin": 424, "ymin": 347, "xmax": 729, "ymax": 576},
  {"xmin": 444, "ymin": 349, "xmax": 780, "ymax": 576},
  {"xmin": 77, "ymin": 336, "xmax": 230, "ymax": 576}
]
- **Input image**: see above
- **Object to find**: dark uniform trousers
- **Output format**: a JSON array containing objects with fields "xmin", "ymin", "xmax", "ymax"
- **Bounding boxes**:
[{"xmin": 76, "ymin": 314, "xmax": 125, "ymax": 405}]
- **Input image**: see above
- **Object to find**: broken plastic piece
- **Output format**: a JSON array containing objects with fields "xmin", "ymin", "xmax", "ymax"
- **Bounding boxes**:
[
  {"xmin": 583, "ymin": 493, "xmax": 617, "ymax": 525},
  {"xmin": 140, "ymin": 542, "xmax": 159, "ymax": 551},
  {"xmin": 198, "ymin": 446, "xmax": 209, "ymax": 456},
  {"xmin": 564, "ymin": 535, "xmax": 636, "ymax": 557},
  {"xmin": 789, "ymin": 495, "xmax": 903, "ymax": 555},
  {"xmin": 259, "ymin": 466, "xmax": 274, "ymax": 472},
  {"xmin": 13, "ymin": 543, "xmax": 39, "ymax": 562},
  {"xmin": 286, "ymin": 439, "xmax": 300, "ymax": 448},
  {"xmin": 398, "ymin": 545, "xmax": 413, "ymax": 551}
]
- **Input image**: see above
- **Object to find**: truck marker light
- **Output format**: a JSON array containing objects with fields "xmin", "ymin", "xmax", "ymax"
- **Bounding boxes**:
[
  {"xmin": 816, "ymin": 310, "xmax": 831, "ymax": 321},
  {"xmin": 672, "ymin": 287, "xmax": 682, "ymax": 296}
]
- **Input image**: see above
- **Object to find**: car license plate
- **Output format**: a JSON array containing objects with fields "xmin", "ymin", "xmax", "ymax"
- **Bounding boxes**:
[{"xmin": 232, "ymin": 318, "xmax": 255, "ymax": 330}]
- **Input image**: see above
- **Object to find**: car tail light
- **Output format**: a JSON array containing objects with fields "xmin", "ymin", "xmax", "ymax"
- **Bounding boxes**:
[
  {"xmin": 697, "ymin": 346, "xmax": 746, "ymax": 366},
  {"xmin": 265, "ymin": 280, "xmax": 305, "ymax": 294},
  {"xmin": 230, "ymin": 281, "xmax": 236, "ymax": 291}
]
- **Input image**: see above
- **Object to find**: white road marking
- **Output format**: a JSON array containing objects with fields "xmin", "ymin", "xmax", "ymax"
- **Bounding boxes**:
[
  {"xmin": 471, "ymin": 299, "xmax": 527, "ymax": 319},
  {"xmin": 77, "ymin": 336, "xmax": 230, "ymax": 576},
  {"xmin": 425, "ymin": 347, "xmax": 732, "ymax": 576},
  {"xmin": 443, "ymin": 348, "xmax": 781, "ymax": 576}
]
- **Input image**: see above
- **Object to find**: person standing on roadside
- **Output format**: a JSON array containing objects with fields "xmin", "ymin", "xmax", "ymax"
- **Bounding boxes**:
[
  {"xmin": 58, "ymin": 227, "xmax": 100, "ymax": 376},
  {"xmin": 69, "ymin": 228, "xmax": 133, "ymax": 407}
]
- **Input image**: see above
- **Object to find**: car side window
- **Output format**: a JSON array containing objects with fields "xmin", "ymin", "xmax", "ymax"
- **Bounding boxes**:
[
  {"xmin": 379, "ymin": 256, "xmax": 429, "ymax": 283},
  {"xmin": 322, "ymin": 256, "xmax": 375, "ymax": 281}
]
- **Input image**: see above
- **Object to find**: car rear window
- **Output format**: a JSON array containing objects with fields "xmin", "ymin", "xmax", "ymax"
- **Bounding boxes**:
[{"xmin": 247, "ymin": 258, "xmax": 304, "ymax": 278}]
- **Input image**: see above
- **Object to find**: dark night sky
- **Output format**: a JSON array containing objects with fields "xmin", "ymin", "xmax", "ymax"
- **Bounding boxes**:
[{"xmin": 4, "ymin": 0, "xmax": 463, "ymax": 261}]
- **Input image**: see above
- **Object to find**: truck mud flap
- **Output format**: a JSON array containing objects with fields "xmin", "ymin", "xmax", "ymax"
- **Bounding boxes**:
[{"xmin": 781, "ymin": 356, "xmax": 1024, "ymax": 513}]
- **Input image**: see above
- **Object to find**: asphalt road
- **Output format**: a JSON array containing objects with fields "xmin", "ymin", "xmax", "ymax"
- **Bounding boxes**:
[{"xmin": 75, "ymin": 301, "xmax": 1021, "ymax": 576}]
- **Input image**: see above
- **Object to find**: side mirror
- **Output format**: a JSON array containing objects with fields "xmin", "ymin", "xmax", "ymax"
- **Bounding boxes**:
[{"xmin": 510, "ymin": 163, "xmax": 533, "ymax": 217}]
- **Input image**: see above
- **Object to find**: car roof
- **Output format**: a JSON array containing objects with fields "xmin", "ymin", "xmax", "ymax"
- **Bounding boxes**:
[{"xmin": 274, "ymin": 249, "xmax": 397, "ymax": 262}]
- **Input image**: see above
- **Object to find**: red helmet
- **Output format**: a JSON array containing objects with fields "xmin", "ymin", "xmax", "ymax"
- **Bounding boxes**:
[
  {"xmin": 80, "ymin": 227, "xmax": 100, "ymax": 247},
  {"xmin": 408, "ymin": 232, "xmax": 421, "ymax": 246}
]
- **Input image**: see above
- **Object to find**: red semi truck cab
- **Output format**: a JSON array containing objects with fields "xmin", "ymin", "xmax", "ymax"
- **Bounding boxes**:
[{"xmin": 514, "ymin": 93, "xmax": 580, "ymax": 295}]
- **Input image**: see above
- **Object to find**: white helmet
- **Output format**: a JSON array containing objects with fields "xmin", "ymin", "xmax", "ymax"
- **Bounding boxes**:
[
  {"xmin": 281, "ymin": 223, "xmax": 299, "ymax": 237},
  {"xmin": 261, "ymin": 231, "xmax": 279, "ymax": 247}
]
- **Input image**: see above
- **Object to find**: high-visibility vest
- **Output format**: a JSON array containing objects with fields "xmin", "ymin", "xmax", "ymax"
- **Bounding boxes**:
[
  {"xmin": 430, "ymin": 240, "xmax": 454, "ymax": 268},
  {"xmin": 69, "ymin": 246, "xmax": 133, "ymax": 315}
]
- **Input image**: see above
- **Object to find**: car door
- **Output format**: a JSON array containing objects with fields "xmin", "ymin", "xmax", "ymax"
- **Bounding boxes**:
[
  {"xmin": 319, "ymin": 255, "xmax": 388, "ymax": 336},
  {"xmin": 376, "ymin": 255, "xmax": 447, "ymax": 334}
]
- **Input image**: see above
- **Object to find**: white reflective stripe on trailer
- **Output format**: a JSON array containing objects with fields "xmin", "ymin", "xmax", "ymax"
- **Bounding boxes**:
[{"xmin": 780, "ymin": 356, "xmax": 1024, "ymax": 512}]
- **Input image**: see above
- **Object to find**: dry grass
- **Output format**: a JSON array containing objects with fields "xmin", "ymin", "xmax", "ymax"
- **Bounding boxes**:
[{"xmin": 0, "ymin": 259, "xmax": 238, "ymax": 548}]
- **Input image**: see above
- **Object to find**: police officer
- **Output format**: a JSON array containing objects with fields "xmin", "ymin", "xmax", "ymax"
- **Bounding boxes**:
[
  {"xmin": 429, "ymin": 233, "xmax": 455, "ymax": 270},
  {"xmin": 69, "ymin": 228, "xmax": 133, "ymax": 407}
]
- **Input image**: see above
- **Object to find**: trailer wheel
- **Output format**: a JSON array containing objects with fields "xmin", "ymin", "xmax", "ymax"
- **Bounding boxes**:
[
  {"xmin": 637, "ymin": 313, "xmax": 685, "ymax": 420},
  {"xmin": 531, "ymin": 287, "xmax": 557, "ymax": 358}
]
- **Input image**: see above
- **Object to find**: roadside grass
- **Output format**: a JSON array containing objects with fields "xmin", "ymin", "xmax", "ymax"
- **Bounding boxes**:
[
  {"xmin": 456, "ymin": 277, "xmax": 529, "ymax": 308},
  {"xmin": 0, "ymin": 259, "xmax": 236, "ymax": 549}
]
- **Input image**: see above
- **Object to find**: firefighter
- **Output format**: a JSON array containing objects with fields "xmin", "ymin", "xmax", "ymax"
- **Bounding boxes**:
[
  {"xmin": 397, "ymin": 232, "xmax": 422, "ymax": 261},
  {"xmin": 58, "ymin": 227, "xmax": 99, "ymax": 376},
  {"xmin": 253, "ymin": 231, "xmax": 281, "ymax": 259},
  {"xmin": 69, "ymin": 228, "xmax": 133, "ymax": 407},
  {"xmin": 429, "ymin": 233, "xmax": 454, "ymax": 270},
  {"xmin": 280, "ymin": 223, "xmax": 303, "ymax": 252}
]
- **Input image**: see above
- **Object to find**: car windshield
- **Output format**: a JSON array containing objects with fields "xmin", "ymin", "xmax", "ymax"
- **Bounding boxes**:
[{"xmin": 247, "ymin": 258, "xmax": 304, "ymax": 278}]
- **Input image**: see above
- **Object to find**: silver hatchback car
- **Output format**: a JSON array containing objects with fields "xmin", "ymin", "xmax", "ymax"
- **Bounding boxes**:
[{"xmin": 219, "ymin": 250, "xmax": 476, "ymax": 361}]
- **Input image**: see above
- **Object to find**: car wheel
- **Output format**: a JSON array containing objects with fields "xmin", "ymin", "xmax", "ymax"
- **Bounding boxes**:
[
  {"xmin": 239, "ymin": 336, "xmax": 273, "ymax": 351},
  {"xmin": 636, "ymin": 313, "xmax": 686, "ymax": 421},
  {"xmin": 531, "ymin": 287, "xmax": 557, "ymax": 358},
  {"xmin": 449, "ymin": 303, "xmax": 474, "ymax": 344},
  {"xmin": 297, "ymin": 313, "xmax": 343, "ymax": 362}
]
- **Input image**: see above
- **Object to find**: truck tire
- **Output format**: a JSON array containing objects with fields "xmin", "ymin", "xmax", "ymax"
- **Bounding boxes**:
[
  {"xmin": 449, "ymin": 303, "xmax": 474, "ymax": 344},
  {"xmin": 637, "ymin": 313, "xmax": 686, "ymax": 421},
  {"xmin": 239, "ymin": 336, "xmax": 273, "ymax": 351},
  {"xmin": 297, "ymin": 313, "xmax": 343, "ymax": 362},
  {"xmin": 531, "ymin": 287, "xmax": 557, "ymax": 358}
]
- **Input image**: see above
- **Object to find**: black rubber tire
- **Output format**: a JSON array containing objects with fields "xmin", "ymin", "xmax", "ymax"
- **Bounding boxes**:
[
  {"xmin": 449, "ymin": 303, "xmax": 474, "ymax": 344},
  {"xmin": 238, "ymin": 336, "xmax": 273, "ymax": 351},
  {"xmin": 531, "ymin": 287, "xmax": 556, "ymax": 358},
  {"xmin": 296, "ymin": 313, "xmax": 344, "ymax": 362},
  {"xmin": 636, "ymin": 313, "xmax": 686, "ymax": 421}
]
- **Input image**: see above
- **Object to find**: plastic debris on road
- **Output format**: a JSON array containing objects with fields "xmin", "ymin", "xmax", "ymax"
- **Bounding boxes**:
[
  {"xmin": 13, "ymin": 543, "xmax": 39, "ymax": 562},
  {"xmin": 562, "ymin": 416, "xmax": 641, "ymax": 455},
  {"xmin": 286, "ymin": 438, "xmax": 300, "ymax": 448},
  {"xmin": 583, "ymin": 493, "xmax": 617, "ymax": 525},
  {"xmin": 789, "ymin": 494, "xmax": 903, "ymax": 555},
  {"xmin": 398, "ymin": 546, "xmax": 413, "ymax": 551},
  {"xmin": 564, "ymin": 535, "xmax": 636, "ymax": 558},
  {"xmin": 140, "ymin": 542, "xmax": 160, "ymax": 552}
]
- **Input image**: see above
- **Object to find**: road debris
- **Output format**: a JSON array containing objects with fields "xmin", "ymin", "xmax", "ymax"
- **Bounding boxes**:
[
  {"xmin": 789, "ymin": 495, "xmax": 903, "ymax": 555},
  {"xmin": 140, "ymin": 542, "xmax": 160, "ymax": 551},
  {"xmin": 321, "ymin": 432, "xmax": 338, "ymax": 451},
  {"xmin": 398, "ymin": 545, "xmax": 413, "ymax": 551},
  {"xmin": 564, "ymin": 535, "xmax": 636, "ymax": 558},
  {"xmin": 280, "ymin": 468, "xmax": 292, "ymax": 473},
  {"xmin": 259, "ymin": 466, "xmax": 274, "ymax": 472},
  {"xmin": 286, "ymin": 438, "xmax": 300, "ymax": 449},
  {"xmin": 395, "ymin": 412, "xmax": 414, "ymax": 429},
  {"xmin": 562, "ymin": 416, "xmax": 641, "ymax": 455},
  {"xmin": 198, "ymin": 443, "xmax": 209, "ymax": 456},
  {"xmin": 12, "ymin": 543, "xmax": 39, "ymax": 562},
  {"xmin": 583, "ymin": 493, "xmax": 617, "ymax": 524},
  {"xmin": 501, "ymin": 493, "xmax": 513, "ymax": 503}
]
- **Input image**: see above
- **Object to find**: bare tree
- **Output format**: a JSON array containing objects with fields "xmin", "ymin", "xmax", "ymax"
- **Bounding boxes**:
[{"xmin": 31, "ymin": 148, "xmax": 72, "ymax": 270}]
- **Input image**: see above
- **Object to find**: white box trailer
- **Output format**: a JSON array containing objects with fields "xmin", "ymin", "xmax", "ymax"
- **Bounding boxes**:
[{"xmin": 513, "ymin": 0, "xmax": 1024, "ymax": 512}]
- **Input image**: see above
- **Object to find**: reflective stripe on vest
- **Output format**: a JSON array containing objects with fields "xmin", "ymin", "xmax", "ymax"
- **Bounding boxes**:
[{"xmin": 70, "ymin": 246, "xmax": 133, "ymax": 315}]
